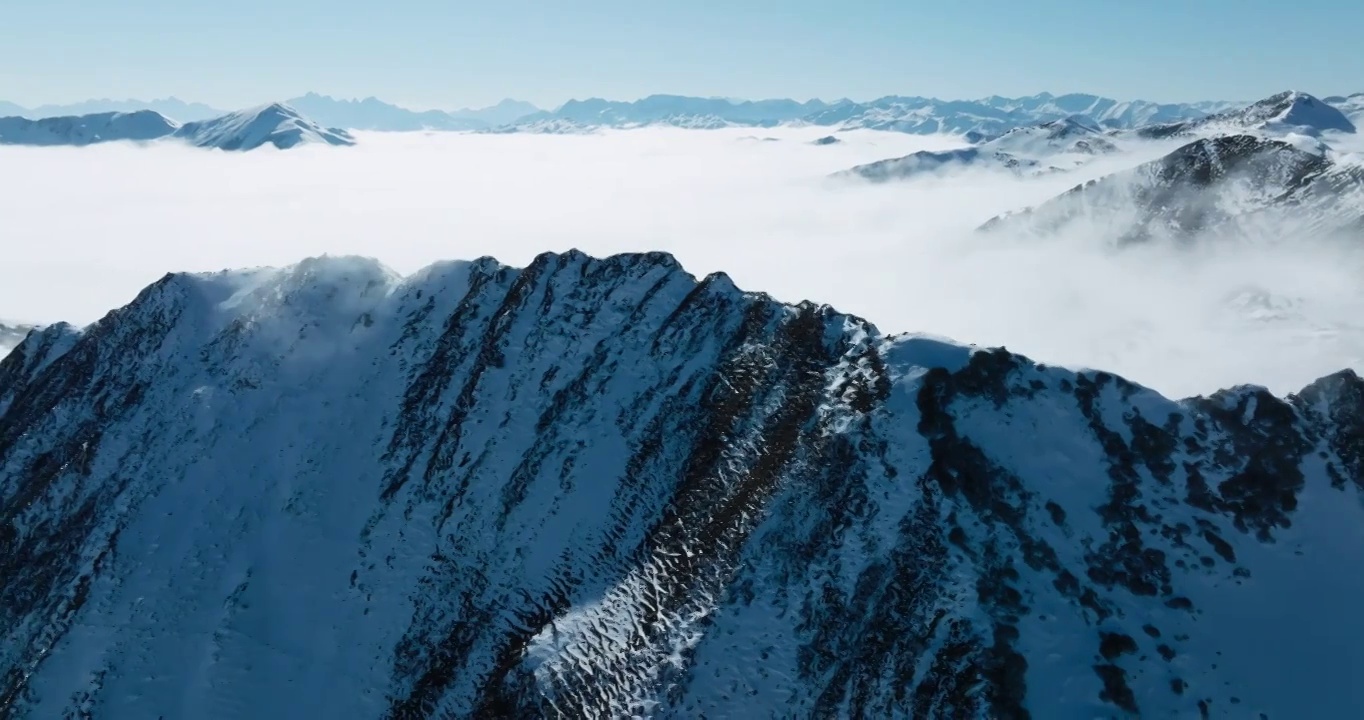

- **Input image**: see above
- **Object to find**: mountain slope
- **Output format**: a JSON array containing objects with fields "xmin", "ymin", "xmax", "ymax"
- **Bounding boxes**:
[
  {"xmin": 836, "ymin": 116, "xmax": 1116, "ymax": 182},
  {"xmin": 0, "ymin": 110, "xmax": 177, "ymax": 146},
  {"xmin": 1137, "ymin": 91, "xmax": 1357, "ymax": 139},
  {"xmin": 2, "ymin": 250, "xmax": 1362, "ymax": 719},
  {"xmin": 981, "ymin": 134, "xmax": 1364, "ymax": 243},
  {"xmin": 173, "ymin": 103, "xmax": 355, "ymax": 150}
]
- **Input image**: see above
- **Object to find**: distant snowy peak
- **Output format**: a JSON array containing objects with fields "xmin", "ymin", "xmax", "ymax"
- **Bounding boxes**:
[
  {"xmin": 173, "ymin": 103, "xmax": 354, "ymax": 150},
  {"xmin": 1139, "ymin": 91, "xmax": 1357, "ymax": 139},
  {"xmin": 488, "ymin": 92, "xmax": 1230, "ymax": 137},
  {"xmin": 985, "ymin": 115, "xmax": 1118, "ymax": 156},
  {"xmin": 809, "ymin": 94, "xmax": 1226, "ymax": 137},
  {"xmin": 981, "ymin": 134, "xmax": 1364, "ymax": 243},
  {"xmin": 0, "ymin": 104, "xmax": 354, "ymax": 150},
  {"xmin": 0, "ymin": 110, "xmax": 177, "ymax": 146}
]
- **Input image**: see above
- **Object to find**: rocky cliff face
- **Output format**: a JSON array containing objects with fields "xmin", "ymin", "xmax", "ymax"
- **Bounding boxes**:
[{"xmin": 2, "ymin": 251, "xmax": 1361, "ymax": 719}]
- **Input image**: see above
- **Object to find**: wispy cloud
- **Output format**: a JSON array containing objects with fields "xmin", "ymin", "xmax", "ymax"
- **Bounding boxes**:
[{"xmin": 1, "ymin": 127, "xmax": 1359, "ymax": 397}]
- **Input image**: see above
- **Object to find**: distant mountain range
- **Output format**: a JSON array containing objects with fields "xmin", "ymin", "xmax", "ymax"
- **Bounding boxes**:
[
  {"xmin": 836, "ymin": 115, "xmax": 1119, "ymax": 181},
  {"xmin": 0, "ymin": 103, "xmax": 354, "ymax": 151},
  {"xmin": 0, "ymin": 92, "xmax": 1247, "ymax": 136},
  {"xmin": 483, "ymin": 92, "xmax": 1246, "ymax": 136},
  {"xmin": 5, "ymin": 91, "xmax": 1362, "ymax": 149},
  {"xmin": 0, "ymin": 95, "xmax": 542, "ymax": 130}
]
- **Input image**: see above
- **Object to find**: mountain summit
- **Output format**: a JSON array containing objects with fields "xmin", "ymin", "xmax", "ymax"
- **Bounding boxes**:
[
  {"xmin": 1139, "ymin": 91, "xmax": 1356, "ymax": 139},
  {"xmin": 173, "ymin": 103, "xmax": 355, "ymax": 150},
  {"xmin": 2, "ymin": 250, "xmax": 1363, "ymax": 718}
]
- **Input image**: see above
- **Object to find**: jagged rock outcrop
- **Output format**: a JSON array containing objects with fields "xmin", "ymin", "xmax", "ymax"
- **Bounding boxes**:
[{"xmin": 1, "ymin": 251, "xmax": 1362, "ymax": 719}]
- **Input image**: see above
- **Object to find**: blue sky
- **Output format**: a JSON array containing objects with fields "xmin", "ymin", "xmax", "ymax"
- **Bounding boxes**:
[{"xmin": 3, "ymin": 0, "xmax": 1362, "ymax": 110}]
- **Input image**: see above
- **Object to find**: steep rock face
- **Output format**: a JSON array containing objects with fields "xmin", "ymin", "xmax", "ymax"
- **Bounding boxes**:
[
  {"xmin": 981, "ymin": 134, "xmax": 1364, "ymax": 243},
  {"xmin": 1, "ymin": 251, "xmax": 1362, "ymax": 719}
]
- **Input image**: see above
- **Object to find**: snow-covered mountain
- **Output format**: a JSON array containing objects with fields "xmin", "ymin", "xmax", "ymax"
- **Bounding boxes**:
[
  {"xmin": 981, "ymin": 134, "xmax": 1364, "ymax": 243},
  {"xmin": 796, "ymin": 93, "xmax": 1229, "ymax": 136},
  {"xmin": 0, "ymin": 110, "xmax": 178, "ymax": 146},
  {"xmin": 172, "ymin": 103, "xmax": 354, "ymax": 150},
  {"xmin": 0, "ymin": 104, "xmax": 354, "ymax": 150},
  {"xmin": 483, "ymin": 117, "xmax": 600, "ymax": 135},
  {"xmin": 1137, "ymin": 91, "xmax": 1357, "ymax": 140},
  {"xmin": 507, "ymin": 94, "xmax": 828, "ymax": 130},
  {"xmin": 3, "ymin": 249, "xmax": 1363, "ymax": 719},
  {"xmin": 491, "ymin": 92, "xmax": 1233, "ymax": 137},
  {"xmin": 0, "ymin": 95, "xmax": 543, "ymax": 131},
  {"xmin": 836, "ymin": 116, "xmax": 1117, "ymax": 182}
]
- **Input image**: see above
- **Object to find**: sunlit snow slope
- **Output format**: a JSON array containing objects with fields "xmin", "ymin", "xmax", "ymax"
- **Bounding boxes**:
[{"xmin": 1, "ymin": 251, "xmax": 1361, "ymax": 719}]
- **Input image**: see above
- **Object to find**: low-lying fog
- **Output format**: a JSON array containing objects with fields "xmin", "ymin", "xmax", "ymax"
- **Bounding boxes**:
[{"xmin": 2, "ymin": 126, "xmax": 1360, "ymax": 398}]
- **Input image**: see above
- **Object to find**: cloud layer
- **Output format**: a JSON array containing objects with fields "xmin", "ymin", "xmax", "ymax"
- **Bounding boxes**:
[{"xmin": 1, "ymin": 127, "xmax": 1360, "ymax": 397}]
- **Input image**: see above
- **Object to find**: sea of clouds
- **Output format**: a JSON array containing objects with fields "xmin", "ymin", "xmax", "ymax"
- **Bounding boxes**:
[{"xmin": 1, "ymin": 126, "xmax": 1361, "ymax": 398}]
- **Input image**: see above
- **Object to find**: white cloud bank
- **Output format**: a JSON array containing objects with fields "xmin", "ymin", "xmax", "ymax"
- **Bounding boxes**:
[{"xmin": 0, "ymin": 126, "xmax": 1360, "ymax": 398}]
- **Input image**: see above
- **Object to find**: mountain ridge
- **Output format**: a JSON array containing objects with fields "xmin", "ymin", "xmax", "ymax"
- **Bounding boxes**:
[
  {"xmin": 0, "ymin": 103, "xmax": 353, "ymax": 150},
  {"xmin": 980, "ymin": 134, "xmax": 1364, "ymax": 242},
  {"xmin": 2, "ymin": 249, "xmax": 1362, "ymax": 718}
]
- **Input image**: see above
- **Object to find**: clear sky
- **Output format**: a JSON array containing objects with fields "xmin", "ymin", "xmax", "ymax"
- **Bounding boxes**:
[{"xmin": 3, "ymin": 0, "xmax": 1362, "ymax": 111}]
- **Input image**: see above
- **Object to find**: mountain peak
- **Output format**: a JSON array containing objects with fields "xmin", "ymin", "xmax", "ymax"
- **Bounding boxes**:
[
  {"xmin": 1253, "ymin": 90, "xmax": 1356, "ymax": 133},
  {"xmin": 173, "ymin": 102, "xmax": 353, "ymax": 151}
]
